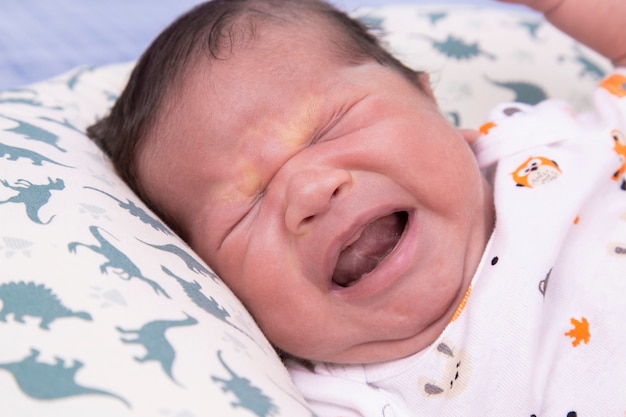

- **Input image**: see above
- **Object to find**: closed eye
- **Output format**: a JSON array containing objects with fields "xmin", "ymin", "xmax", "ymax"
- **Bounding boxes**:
[
  {"xmin": 308, "ymin": 96, "xmax": 367, "ymax": 146},
  {"xmin": 218, "ymin": 191, "xmax": 264, "ymax": 250}
]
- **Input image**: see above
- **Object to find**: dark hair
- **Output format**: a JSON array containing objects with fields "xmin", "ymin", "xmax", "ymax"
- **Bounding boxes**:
[{"xmin": 87, "ymin": 0, "xmax": 424, "ymax": 228}]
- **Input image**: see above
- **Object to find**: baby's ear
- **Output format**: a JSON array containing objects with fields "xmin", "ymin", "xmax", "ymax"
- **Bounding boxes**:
[{"xmin": 417, "ymin": 72, "xmax": 435, "ymax": 99}]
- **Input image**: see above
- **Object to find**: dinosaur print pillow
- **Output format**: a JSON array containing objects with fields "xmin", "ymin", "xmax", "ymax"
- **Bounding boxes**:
[
  {"xmin": 0, "ymin": 63, "xmax": 303, "ymax": 416},
  {"xmin": 0, "ymin": 4, "xmax": 610, "ymax": 417}
]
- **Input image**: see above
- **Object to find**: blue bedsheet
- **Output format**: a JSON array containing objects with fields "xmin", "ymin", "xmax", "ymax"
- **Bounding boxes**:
[{"xmin": 0, "ymin": 0, "xmax": 518, "ymax": 90}]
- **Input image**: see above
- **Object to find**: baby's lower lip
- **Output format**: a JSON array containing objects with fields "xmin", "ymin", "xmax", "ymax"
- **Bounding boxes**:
[
  {"xmin": 330, "ymin": 209, "xmax": 414, "ymax": 295},
  {"xmin": 332, "ymin": 211, "xmax": 408, "ymax": 288}
]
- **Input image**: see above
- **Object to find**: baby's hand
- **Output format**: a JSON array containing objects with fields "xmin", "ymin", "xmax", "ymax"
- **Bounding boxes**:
[{"xmin": 498, "ymin": 0, "xmax": 626, "ymax": 67}]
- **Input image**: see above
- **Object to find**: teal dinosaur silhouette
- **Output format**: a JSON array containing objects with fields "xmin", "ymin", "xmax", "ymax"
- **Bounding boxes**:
[
  {"xmin": 0, "ymin": 236, "xmax": 33, "ymax": 257},
  {"xmin": 357, "ymin": 15, "xmax": 385, "ymax": 36},
  {"xmin": 485, "ymin": 77, "xmax": 547, "ymax": 104},
  {"xmin": 559, "ymin": 45, "xmax": 606, "ymax": 79},
  {"xmin": 0, "ymin": 281, "xmax": 91, "ymax": 329},
  {"xmin": 68, "ymin": 225, "xmax": 170, "ymax": 298},
  {"xmin": 117, "ymin": 313, "xmax": 198, "ymax": 382},
  {"xmin": 39, "ymin": 116, "xmax": 85, "ymax": 136},
  {"xmin": 64, "ymin": 67, "xmax": 94, "ymax": 90},
  {"xmin": 162, "ymin": 267, "xmax": 228, "ymax": 319},
  {"xmin": 421, "ymin": 11, "xmax": 448, "ymax": 26},
  {"xmin": 0, "ymin": 348, "xmax": 129, "ymax": 406},
  {"xmin": 212, "ymin": 350, "xmax": 279, "ymax": 417},
  {"xmin": 1, "ymin": 115, "xmax": 66, "ymax": 152},
  {"xmin": 0, "ymin": 97, "xmax": 45, "ymax": 106},
  {"xmin": 420, "ymin": 34, "xmax": 496, "ymax": 61},
  {"xmin": 85, "ymin": 186, "xmax": 173, "ymax": 235},
  {"xmin": 103, "ymin": 90, "xmax": 119, "ymax": 103},
  {"xmin": 447, "ymin": 111, "xmax": 461, "ymax": 127},
  {"xmin": 142, "ymin": 241, "xmax": 215, "ymax": 277},
  {"xmin": 0, "ymin": 89, "xmax": 64, "ymax": 110},
  {"xmin": 0, "ymin": 142, "xmax": 72, "ymax": 167},
  {"xmin": 163, "ymin": 266, "xmax": 266, "ymax": 351},
  {"xmin": 0, "ymin": 177, "xmax": 65, "ymax": 224},
  {"xmin": 518, "ymin": 20, "xmax": 543, "ymax": 39}
]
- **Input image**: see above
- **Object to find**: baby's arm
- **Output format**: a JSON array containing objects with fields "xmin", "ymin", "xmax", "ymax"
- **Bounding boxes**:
[{"xmin": 498, "ymin": 0, "xmax": 626, "ymax": 67}]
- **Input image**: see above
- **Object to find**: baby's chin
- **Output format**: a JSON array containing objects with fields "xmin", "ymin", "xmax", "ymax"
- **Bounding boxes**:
[
  {"xmin": 289, "ymin": 306, "xmax": 463, "ymax": 365},
  {"xmin": 304, "ymin": 335, "xmax": 442, "ymax": 365},
  {"xmin": 278, "ymin": 245, "xmax": 479, "ymax": 365}
]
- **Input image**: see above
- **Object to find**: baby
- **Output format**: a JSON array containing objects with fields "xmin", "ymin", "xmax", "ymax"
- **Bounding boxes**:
[{"xmin": 88, "ymin": 0, "xmax": 626, "ymax": 415}]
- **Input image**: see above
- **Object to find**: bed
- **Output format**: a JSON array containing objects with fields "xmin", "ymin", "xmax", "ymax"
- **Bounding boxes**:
[{"xmin": 0, "ymin": 1, "xmax": 610, "ymax": 416}]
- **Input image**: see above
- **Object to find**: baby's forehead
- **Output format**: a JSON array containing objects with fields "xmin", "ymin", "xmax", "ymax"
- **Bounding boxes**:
[
  {"xmin": 162, "ymin": 19, "xmax": 343, "ymax": 133},
  {"xmin": 156, "ymin": 9, "xmax": 386, "ymax": 146},
  {"xmin": 180, "ymin": 18, "xmax": 344, "ymax": 91},
  {"xmin": 225, "ymin": 8, "xmax": 354, "ymax": 65},
  {"xmin": 245, "ymin": 15, "xmax": 342, "ymax": 59}
]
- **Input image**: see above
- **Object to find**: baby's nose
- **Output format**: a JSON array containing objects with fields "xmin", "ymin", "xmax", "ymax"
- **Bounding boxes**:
[{"xmin": 284, "ymin": 166, "xmax": 352, "ymax": 235}]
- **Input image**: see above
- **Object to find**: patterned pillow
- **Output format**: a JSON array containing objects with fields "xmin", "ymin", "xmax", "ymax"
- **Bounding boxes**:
[
  {"xmin": 0, "ymin": 63, "xmax": 303, "ymax": 416},
  {"xmin": 0, "ymin": 4, "xmax": 611, "ymax": 417},
  {"xmin": 356, "ymin": 4, "xmax": 610, "ymax": 128}
]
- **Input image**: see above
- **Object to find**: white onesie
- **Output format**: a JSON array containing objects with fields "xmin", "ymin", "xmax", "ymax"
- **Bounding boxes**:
[{"xmin": 288, "ymin": 70, "xmax": 626, "ymax": 417}]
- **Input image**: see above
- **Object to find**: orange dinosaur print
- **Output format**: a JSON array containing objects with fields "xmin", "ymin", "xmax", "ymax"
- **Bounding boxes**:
[
  {"xmin": 512, "ymin": 156, "xmax": 562, "ymax": 188},
  {"xmin": 479, "ymin": 121, "xmax": 497, "ymax": 136},
  {"xmin": 564, "ymin": 317, "xmax": 590, "ymax": 347},
  {"xmin": 600, "ymin": 73, "xmax": 626, "ymax": 98}
]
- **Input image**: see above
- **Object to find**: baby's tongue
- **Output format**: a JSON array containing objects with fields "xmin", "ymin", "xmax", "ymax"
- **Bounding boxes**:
[{"xmin": 332, "ymin": 212, "xmax": 405, "ymax": 287}]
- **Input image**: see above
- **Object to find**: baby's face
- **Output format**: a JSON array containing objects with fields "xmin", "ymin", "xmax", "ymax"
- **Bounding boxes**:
[{"xmin": 138, "ymin": 25, "xmax": 494, "ymax": 364}]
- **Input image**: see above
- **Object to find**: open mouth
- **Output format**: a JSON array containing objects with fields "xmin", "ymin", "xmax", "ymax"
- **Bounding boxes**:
[{"xmin": 332, "ymin": 211, "xmax": 409, "ymax": 288}]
